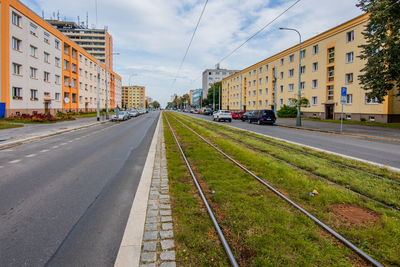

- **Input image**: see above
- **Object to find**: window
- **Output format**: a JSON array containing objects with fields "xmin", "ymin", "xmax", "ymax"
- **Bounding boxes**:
[
  {"xmin": 253, "ymin": 70, "xmax": 256, "ymax": 75},
  {"xmin": 72, "ymin": 93, "xmax": 77, "ymax": 103},
  {"xmin": 259, "ymin": 100, "xmax": 262, "ymax": 106},
  {"xmin": 265, "ymin": 64, "xmax": 269, "ymax": 71},
  {"xmin": 13, "ymin": 87, "xmax": 22, "ymax": 98},
  {"xmin": 253, "ymin": 80, "xmax": 256, "ymax": 86},
  {"xmin": 215, "ymin": 71, "xmax": 219, "ymax": 75},
  {"xmin": 64, "ymin": 76, "xmax": 70, "ymax": 86},
  {"xmin": 30, "ymin": 23, "xmax": 37, "ymax": 36},
  {"xmin": 30, "ymin": 67, "xmax": 37, "ymax": 78},
  {"xmin": 72, "ymin": 78, "xmax": 76, "ymax": 88},
  {"xmin": 300, "ymin": 66, "xmax": 305, "ymax": 74},
  {"xmin": 312, "ymin": 96, "xmax": 317, "ymax": 105},
  {"xmin": 280, "ymin": 85, "xmax": 284, "ymax": 93},
  {"xmin": 365, "ymin": 94, "xmax": 379, "ymax": 104},
  {"xmin": 265, "ymin": 100, "xmax": 268, "ymax": 106},
  {"xmin": 72, "ymin": 49, "xmax": 77, "ymax": 59},
  {"xmin": 259, "ymin": 67, "xmax": 263, "ymax": 73},
  {"xmin": 280, "ymin": 58, "xmax": 284, "ymax": 65},
  {"xmin": 300, "ymin": 82, "xmax": 305, "ymax": 90},
  {"xmin": 259, "ymin": 78, "xmax": 262, "ymax": 85},
  {"xmin": 346, "ymin": 94, "xmax": 353, "ymax": 104},
  {"xmin": 327, "ymin": 85, "xmax": 334, "ymax": 101},
  {"xmin": 312, "ymin": 62, "xmax": 318, "ymax": 71},
  {"xmin": 253, "ymin": 90, "xmax": 256, "ymax": 96},
  {"xmin": 44, "ymin": 71, "xmax": 50, "ymax": 82},
  {"xmin": 64, "ymin": 60, "xmax": 69, "ymax": 71},
  {"xmin": 288, "ymin": 84, "xmax": 294, "ymax": 92},
  {"xmin": 328, "ymin": 66, "xmax": 334, "ymax": 82},
  {"xmin": 346, "ymin": 52, "xmax": 354, "ymax": 63},
  {"xmin": 55, "ymin": 75, "xmax": 60, "ymax": 84},
  {"xmin": 12, "ymin": 37, "xmax": 21, "ymax": 51},
  {"xmin": 278, "ymin": 72, "xmax": 283, "ymax": 79},
  {"xmin": 253, "ymin": 101, "xmax": 256, "ymax": 106},
  {"xmin": 55, "ymin": 93, "xmax": 60, "ymax": 101},
  {"xmin": 44, "ymin": 32, "xmax": 50, "ymax": 44},
  {"xmin": 328, "ymin": 47, "xmax": 335, "ymax": 63},
  {"xmin": 312, "ymin": 79, "xmax": 318, "ymax": 88},
  {"xmin": 30, "ymin": 45, "xmax": 37, "ymax": 57},
  {"xmin": 72, "ymin": 63, "xmax": 76, "ymax": 73},
  {"xmin": 79, "ymin": 55, "xmax": 83, "ymax": 62},
  {"xmin": 265, "ymin": 76, "xmax": 269, "ymax": 83},
  {"xmin": 345, "ymin": 73, "xmax": 353, "ymax": 84},
  {"xmin": 12, "ymin": 63, "xmax": 22, "ymax": 75},
  {"xmin": 289, "ymin": 69, "xmax": 294, "ymax": 77},
  {"xmin": 30, "ymin": 89, "xmax": 38, "ymax": 100},
  {"xmin": 12, "ymin": 12, "xmax": 22, "ymax": 26},
  {"xmin": 259, "ymin": 89, "xmax": 262, "ymax": 95},
  {"xmin": 300, "ymin": 49, "xmax": 306, "ymax": 59},
  {"xmin": 289, "ymin": 54, "xmax": 294, "ymax": 62},
  {"xmin": 55, "ymin": 57, "xmax": 60, "ymax": 67},
  {"xmin": 44, "ymin": 52, "xmax": 50, "ymax": 63},
  {"xmin": 265, "ymin": 88, "xmax": 268, "ymax": 94},
  {"xmin": 346, "ymin": 30, "xmax": 354, "ymax": 42},
  {"xmin": 55, "ymin": 39, "xmax": 60, "ymax": 49},
  {"xmin": 280, "ymin": 99, "xmax": 283, "ymax": 106},
  {"xmin": 313, "ymin": 44, "xmax": 319, "ymax": 55}
]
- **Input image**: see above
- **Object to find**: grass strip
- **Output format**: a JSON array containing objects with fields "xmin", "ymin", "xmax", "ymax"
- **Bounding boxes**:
[
  {"xmin": 0, "ymin": 120, "xmax": 24, "ymax": 130},
  {"xmin": 169, "ymin": 112, "xmax": 400, "ymax": 266}
]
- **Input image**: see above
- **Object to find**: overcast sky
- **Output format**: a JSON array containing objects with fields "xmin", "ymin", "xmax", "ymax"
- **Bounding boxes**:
[{"xmin": 22, "ymin": 0, "xmax": 363, "ymax": 107}]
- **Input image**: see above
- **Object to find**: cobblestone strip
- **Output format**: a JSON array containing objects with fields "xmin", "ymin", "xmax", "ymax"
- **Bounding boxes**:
[{"xmin": 140, "ymin": 120, "xmax": 176, "ymax": 267}]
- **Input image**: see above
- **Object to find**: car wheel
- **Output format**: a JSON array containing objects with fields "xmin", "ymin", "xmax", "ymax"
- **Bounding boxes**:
[
  {"xmin": 229, "ymin": 119, "xmax": 232, "ymax": 122},
  {"xmin": 213, "ymin": 117, "xmax": 215, "ymax": 121},
  {"xmin": 257, "ymin": 120, "xmax": 261, "ymax": 125}
]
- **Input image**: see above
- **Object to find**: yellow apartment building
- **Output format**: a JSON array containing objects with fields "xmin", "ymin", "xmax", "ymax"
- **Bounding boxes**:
[
  {"xmin": 222, "ymin": 13, "xmax": 400, "ymax": 123},
  {"xmin": 121, "ymin": 85, "xmax": 145, "ymax": 109}
]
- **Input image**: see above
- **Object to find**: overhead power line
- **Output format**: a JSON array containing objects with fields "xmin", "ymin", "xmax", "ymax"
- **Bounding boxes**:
[
  {"xmin": 217, "ymin": 0, "xmax": 302, "ymax": 64},
  {"xmin": 171, "ymin": 0, "xmax": 209, "ymax": 88}
]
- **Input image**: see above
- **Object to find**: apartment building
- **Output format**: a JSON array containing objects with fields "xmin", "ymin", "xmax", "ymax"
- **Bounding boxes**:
[
  {"xmin": 47, "ymin": 20, "xmax": 113, "ymax": 69},
  {"xmin": 121, "ymin": 85, "xmax": 145, "ymax": 109},
  {"xmin": 202, "ymin": 64, "xmax": 239, "ymax": 99},
  {"xmin": 0, "ymin": 0, "xmax": 121, "ymax": 116},
  {"xmin": 222, "ymin": 14, "xmax": 400, "ymax": 123}
]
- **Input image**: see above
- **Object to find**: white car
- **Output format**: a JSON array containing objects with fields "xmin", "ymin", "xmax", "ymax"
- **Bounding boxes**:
[
  {"xmin": 129, "ymin": 110, "xmax": 139, "ymax": 118},
  {"xmin": 213, "ymin": 110, "xmax": 232, "ymax": 122},
  {"xmin": 111, "ymin": 111, "xmax": 129, "ymax": 121}
]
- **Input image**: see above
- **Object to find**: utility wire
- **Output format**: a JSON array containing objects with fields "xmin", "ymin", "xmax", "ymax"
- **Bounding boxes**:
[
  {"xmin": 171, "ymin": 0, "xmax": 209, "ymax": 88},
  {"xmin": 217, "ymin": 0, "xmax": 302, "ymax": 64}
]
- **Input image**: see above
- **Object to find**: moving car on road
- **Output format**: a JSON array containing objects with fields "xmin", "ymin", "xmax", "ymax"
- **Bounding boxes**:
[
  {"xmin": 248, "ymin": 109, "xmax": 276, "ymax": 125},
  {"xmin": 213, "ymin": 110, "xmax": 232, "ymax": 122}
]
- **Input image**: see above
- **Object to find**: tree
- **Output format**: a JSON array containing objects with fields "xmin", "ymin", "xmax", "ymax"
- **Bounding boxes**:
[
  {"xmin": 357, "ymin": 0, "xmax": 400, "ymax": 102},
  {"xmin": 151, "ymin": 101, "xmax": 160, "ymax": 109},
  {"xmin": 203, "ymin": 82, "xmax": 221, "ymax": 109}
]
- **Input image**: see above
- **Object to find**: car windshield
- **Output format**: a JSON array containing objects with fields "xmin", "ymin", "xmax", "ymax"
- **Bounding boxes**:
[{"xmin": 221, "ymin": 111, "xmax": 231, "ymax": 113}]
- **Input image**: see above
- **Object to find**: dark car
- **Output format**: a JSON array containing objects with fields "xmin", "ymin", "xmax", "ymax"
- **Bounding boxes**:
[
  {"xmin": 241, "ymin": 112, "xmax": 253, "ymax": 121},
  {"xmin": 204, "ymin": 109, "xmax": 213, "ymax": 115},
  {"xmin": 248, "ymin": 109, "xmax": 276, "ymax": 125}
]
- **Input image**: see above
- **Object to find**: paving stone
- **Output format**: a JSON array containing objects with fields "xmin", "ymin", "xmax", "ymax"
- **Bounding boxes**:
[
  {"xmin": 161, "ymin": 190, "xmax": 169, "ymax": 194},
  {"xmin": 141, "ymin": 252, "xmax": 156, "ymax": 262},
  {"xmin": 160, "ymin": 262, "xmax": 176, "ymax": 267},
  {"xmin": 143, "ymin": 241, "xmax": 157, "ymax": 252},
  {"xmin": 149, "ymin": 194, "xmax": 158, "ymax": 200},
  {"xmin": 148, "ymin": 204, "xmax": 158, "ymax": 211},
  {"xmin": 148, "ymin": 200, "xmax": 158, "ymax": 206},
  {"xmin": 161, "ymin": 239, "xmax": 175, "ymax": 250},
  {"xmin": 159, "ymin": 195, "xmax": 170, "ymax": 200},
  {"xmin": 162, "ymin": 223, "xmax": 173, "ymax": 230},
  {"xmin": 140, "ymin": 264, "xmax": 156, "ymax": 267},
  {"xmin": 146, "ymin": 216, "xmax": 157, "ymax": 223},
  {"xmin": 147, "ymin": 210, "xmax": 158, "ymax": 217},
  {"xmin": 160, "ymin": 204, "xmax": 171, "ymax": 210},
  {"xmin": 160, "ymin": 199, "xmax": 170, "ymax": 204},
  {"xmin": 160, "ymin": 251, "xmax": 176, "ymax": 261},
  {"xmin": 143, "ymin": 231, "xmax": 157, "ymax": 241},
  {"xmin": 160, "ymin": 230, "xmax": 174, "ymax": 239},
  {"xmin": 145, "ymin": 223, "xmax": 157, "ymax": 231},
  {"xmin": 160, "ymin": 210, "xmax": 171, "ymax": 216}
]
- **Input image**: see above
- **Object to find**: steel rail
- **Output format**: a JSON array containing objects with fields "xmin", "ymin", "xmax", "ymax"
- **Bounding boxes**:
[
  {"xmin": 168, "ymin": 113, "xmax": 383, "ymax": 267},
  {"xmin": 164, "ymin": 115, "xmax": 239, "ymax": 267}
]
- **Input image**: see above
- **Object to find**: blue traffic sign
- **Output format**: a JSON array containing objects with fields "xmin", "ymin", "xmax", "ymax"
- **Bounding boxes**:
[{"xmin": 341, "ymin": 87, "xmax": 347, "ymax": 97}]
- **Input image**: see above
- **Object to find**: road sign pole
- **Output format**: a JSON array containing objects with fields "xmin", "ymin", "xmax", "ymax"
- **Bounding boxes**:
[
  {"xmin": 341, "ymin": 103, "xmax": 343, "ymax": 132},
  {"xmin": 340, "ymin": 87, "xmax": 347, "ymax": 133}
]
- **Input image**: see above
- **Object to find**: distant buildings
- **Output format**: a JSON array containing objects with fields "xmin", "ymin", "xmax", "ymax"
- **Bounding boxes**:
[
  {"xmin": 202, "ymin": 64, "xmax": 239, "ymax": 99},
  {"xmin": 121, "ymin": 86, "xmax": 146, "ymax": 109}
]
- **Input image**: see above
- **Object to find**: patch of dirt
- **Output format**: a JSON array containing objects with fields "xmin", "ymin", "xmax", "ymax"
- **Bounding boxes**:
[{"xmin": 331, "ymin": 204, "xmax": 380, "ymax": 225}]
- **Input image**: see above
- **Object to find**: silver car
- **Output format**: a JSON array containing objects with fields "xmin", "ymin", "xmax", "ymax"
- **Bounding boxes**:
[{"xmin": 112, "ymin": 111, "xmax": 129, "ymax": 121}]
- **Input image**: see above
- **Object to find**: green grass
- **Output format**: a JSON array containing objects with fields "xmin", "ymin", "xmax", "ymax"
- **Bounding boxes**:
[
  {"xmin": 168, "ymin": 112, "xmax": 400, "ymax": 266},
  {"xmin": 164, "ymin": 113, "xmax": 367, "ymax": 266},
  {"xmin": 286, "ymin": 117, "xmax": 400, "ymax": 129},
  {"xmin": 0, "ymin": 119, "xmax": 24, "ymax": 130}
]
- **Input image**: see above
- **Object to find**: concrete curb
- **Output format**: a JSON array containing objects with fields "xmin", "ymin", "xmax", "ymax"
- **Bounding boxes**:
[
  {"xmin": 178, "ymin": 112, "xmax": 400, "ymax": 174},
  {"xmin": 0, "ymin": 120, "xmax": 109, "ymax": 150},
  {"xmin": 114, "ymin": 113, "xmax": 162, "ymax": 267}
]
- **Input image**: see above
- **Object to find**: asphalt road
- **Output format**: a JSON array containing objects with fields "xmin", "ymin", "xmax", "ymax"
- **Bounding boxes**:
[
  {"xmin": 184, "ymin": 112, "xmax": 400, "ymax": 169},
  {"xmin": 0, "ymin": 111, "xmax": 160, "ymax": 267}
]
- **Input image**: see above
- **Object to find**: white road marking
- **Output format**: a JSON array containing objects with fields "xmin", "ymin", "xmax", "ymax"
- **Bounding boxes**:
[
  {"xmin": 68, "ymin": 140, "xmax": 73, "ymax": 143},
  {"xmin": 25, "ymin": 154, "xmax": 36, "ymax": 158},
  {"xmin": 0, "ymin": 166, "xmax": 4, "ymax": 168},
  {"xmin": 9, "ymin": 159, "xmax": 21, "ymax": 164},
  {"xmin": 3, "ymin": 149, "xmax": 14, "ymax": 152},
  {"xmin": 60, "ymin": 143, "xmax": 67, "ymax": 146},
  {"xmin": 40, "ymin": 149, "xmax": 49, "ymax": 153},
  {"xmin": 53, "ymin": 145, "xmax": 59, "ymax": 149},
  {"xmin": 74, "ymin": 138, "xmax": 80, "ymax": 141}
]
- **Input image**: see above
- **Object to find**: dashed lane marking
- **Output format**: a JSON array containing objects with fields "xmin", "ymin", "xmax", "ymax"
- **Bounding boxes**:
[
  {"xmin": 0, "ymin": 166, "xmax": 4, "ymax": 168},
  {"xmin": 53, "ymin": 146, "xmax": 59, "ymax": 149},
  {"xmin": 25, "ymin": 154, "xmax": 36, "ymax": 158},
  {"xmin": 40, "ymin": 149, "xmax": 49, "ymax": 153},
  {"xmin": 60, "ymin": 143, "xmax": 67, "ymax": 146},
  {"xmin": 9, "ymin": 159, "xmax": 21, "ymax": 164}
]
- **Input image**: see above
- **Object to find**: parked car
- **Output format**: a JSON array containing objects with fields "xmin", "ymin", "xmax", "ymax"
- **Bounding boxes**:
[
  {"xmin": 112, "ymin": 111, "xmax": 129, "ymax": 121},
  {"xmin": 213, "ymin": 110, "xmax": 232, "ymax": 122},
  {"xmin": 248, "ymin": 109, "xmax": 276, "ymax": 125},
  {"xmin": 241, "ymin": 112, "xmax": 253, "ymax": 121},
  {"xmin": 232, "ymin": 111, "xmax": 244, "ymax": 120},
  {"xmin": 204, "ymin": 109, "xmax": 213, "ymax": 115},
  {"xmin": 129, "ymin": 110, "xmax": 139, "ymax": 118}
]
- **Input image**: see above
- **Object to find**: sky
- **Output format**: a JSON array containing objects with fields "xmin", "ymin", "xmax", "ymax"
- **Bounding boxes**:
[{"xmin": 22, "ymin": 0, "xmax": 363, "ymax": 107}]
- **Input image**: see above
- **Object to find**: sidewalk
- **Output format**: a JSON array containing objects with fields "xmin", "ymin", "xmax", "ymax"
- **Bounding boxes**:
[
  {"xmin": 277, "ymin": 118, "xmax": 400, "ymax": 140},
  {"xmin": 0, "ymin": 117, "xmax": 108, "ymax": 148}
]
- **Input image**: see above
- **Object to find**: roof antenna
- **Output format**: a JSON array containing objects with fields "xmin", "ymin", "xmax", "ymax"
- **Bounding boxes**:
[
  {"xmin": 57, "ymin": 10, "xmax": 60, "ymax": 20},
  {"xmin": 78, "ymin": 16, "xmax": 80, "ymax": 25},
  {"xmin": 42, "ymin": 10, "xmax": 44, "ymax": 19},
  {"xmin": 86, "ymin": 12, "xmax": 89, "ymax": 29}
]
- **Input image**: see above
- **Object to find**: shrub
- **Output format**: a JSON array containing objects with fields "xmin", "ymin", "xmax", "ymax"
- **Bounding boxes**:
[{"xmin": 277, "ymin": 105, "xmax": 298, "ymax": 118}]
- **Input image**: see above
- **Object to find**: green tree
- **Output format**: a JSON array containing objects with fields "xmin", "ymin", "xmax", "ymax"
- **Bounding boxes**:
[
  {"xmin": 357, "ymin": 0, "xmax": 400, "ymax": 102},
  {"xmin": 151, "ymin": 101, "xmax": 160, "ymax": 109},
  {"xmin": 204, "ymin": 82, "xmax": 221, "ymax": 109}
]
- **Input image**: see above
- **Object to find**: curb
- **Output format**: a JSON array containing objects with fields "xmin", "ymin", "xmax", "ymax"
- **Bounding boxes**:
[
  {"xmin": 114, "ymin": 113, "xmax": 162, "ymax": 267},
  {"xmin": 0, "ymin": 120, "xmax": 110, "ymax": 150}
]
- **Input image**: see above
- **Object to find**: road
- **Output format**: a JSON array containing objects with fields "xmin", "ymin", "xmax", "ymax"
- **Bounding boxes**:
[
  {"xmin": 0, "ymin": 111, "xmax": 160, "ymax": 267},
  {"xmin": 184, "ymin": 112, "xmax": 400, "ymax": 169}
]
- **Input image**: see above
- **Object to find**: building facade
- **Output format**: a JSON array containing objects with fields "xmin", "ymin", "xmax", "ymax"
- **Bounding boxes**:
[
  {"xmin": 121, "ymin": 85, "xmax": 145, "ymax": 109},
  {"xmin": 189, "ymin": 88, "xmax": 202, "ymax": 108},
  {"xmin": 47, "ymin": 20, "xmax": 113, "ymax": 69},
  {"xmin": 221, "ymin": 14, "xmax": 400, "ymax": 123},
  {"xmin": 202, "ymin": 64, "xmax": 239, "ymax": 99},
  {"xmin": 0, "ymin": 0, "xmax": 121, "ymax": 116}
]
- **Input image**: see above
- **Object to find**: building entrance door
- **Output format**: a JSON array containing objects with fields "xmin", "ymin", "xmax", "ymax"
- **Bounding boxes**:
[
  {"xmin": 325, "ymin": 104, "xmax": 334, "ymax": 119},
  {"xmin": 44, "ymin": 102, "xmax": 50, "ymax": 114}
]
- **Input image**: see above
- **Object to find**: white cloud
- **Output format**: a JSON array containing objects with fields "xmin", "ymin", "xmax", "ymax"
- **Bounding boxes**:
[{"xmin": 23, "ymin": 0, "xmax": 362, "ymax": 106}]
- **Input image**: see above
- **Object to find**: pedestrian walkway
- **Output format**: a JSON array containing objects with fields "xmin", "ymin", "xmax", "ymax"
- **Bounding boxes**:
[{"xmin": 139, "ymin": 122, "xmax": 176, "ymax": 267}]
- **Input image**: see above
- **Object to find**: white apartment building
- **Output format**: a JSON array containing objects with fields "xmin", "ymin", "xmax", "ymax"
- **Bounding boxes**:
[{"xmin": 202, "ymin": 64, "xmax": 239, "ymax": 99}]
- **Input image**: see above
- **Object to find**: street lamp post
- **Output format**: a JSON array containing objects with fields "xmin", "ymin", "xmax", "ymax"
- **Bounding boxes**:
[{"xmin": 280, "ymin": 27, "xmax": 302, "ymax": 126}]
